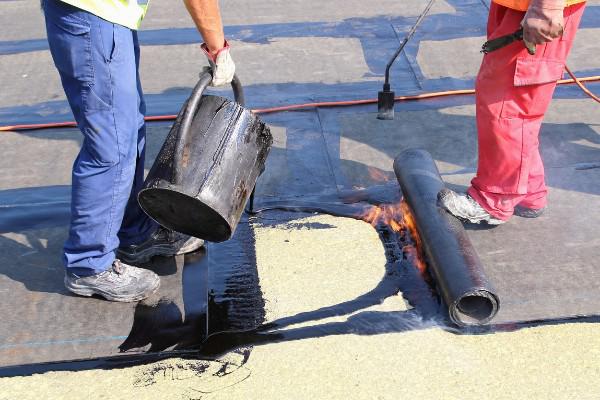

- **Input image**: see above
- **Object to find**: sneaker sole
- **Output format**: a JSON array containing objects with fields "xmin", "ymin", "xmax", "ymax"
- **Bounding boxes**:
[
  {"xmin": 117, "ymin": 244, "xmax": 176, "ymax": 265},
  {"xmin": 64, "ymin": 276, "xmax": 160, "ymax": 302},
  {"xmin": 514, "ymin": 207, "xmax": 545, "ymax": 218},
  {"xmin": 117, "ymin": 240, "xmax": 204, "ymax": 265},
  {"xmin": 177, "ymin": 238, "xmax": 205, "ymax": 255},
  {"xmin": 450, "ymin": 214, "xmax": 505, "ymax": 225}
]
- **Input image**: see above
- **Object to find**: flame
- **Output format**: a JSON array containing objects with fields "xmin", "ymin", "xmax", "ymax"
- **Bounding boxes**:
[
  {"xmin": 399, "ymin": 202, "xmax": 427, "ymax": 274},
  {"xmin": 359, "ymin": 200, "xmax": 427, "ymax": 274},
  {"xmin": 400, "ymin": 202, "xmax": 421, "ymax": 248},
  {"xmin": 367, "ymin": 166, "xmax": 390, "ymax": 183},
  {"xmin": 361, "ymin": 203, "xmax": 403, "ymax": 232}
]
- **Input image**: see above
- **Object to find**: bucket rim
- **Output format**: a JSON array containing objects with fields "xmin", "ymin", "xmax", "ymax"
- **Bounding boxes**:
[{"xmin": 138, "ymin": 187, "xmax": 233, "ymax": 243}]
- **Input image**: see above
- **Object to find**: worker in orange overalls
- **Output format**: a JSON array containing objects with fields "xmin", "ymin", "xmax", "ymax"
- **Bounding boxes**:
[{"xmin": 439, "ymin": 0, "xmax": 586, "ymax": 224}]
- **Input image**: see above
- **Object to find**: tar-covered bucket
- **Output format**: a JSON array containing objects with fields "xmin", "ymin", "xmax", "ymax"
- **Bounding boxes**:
[{"xmin": 138, "ymin": 71, "xmax": 272, "ymax": 242}]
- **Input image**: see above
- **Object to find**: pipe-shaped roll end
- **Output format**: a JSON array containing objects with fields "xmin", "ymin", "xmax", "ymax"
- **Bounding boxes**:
[{"xmin": 450, "ymin": 290, "xmax": 500, "ymax": 326}]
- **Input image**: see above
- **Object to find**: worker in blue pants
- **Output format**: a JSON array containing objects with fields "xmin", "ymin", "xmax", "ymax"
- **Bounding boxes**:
[{"xmin": 42, "ymin": 0, "xmax": 235, "ymax": 302}]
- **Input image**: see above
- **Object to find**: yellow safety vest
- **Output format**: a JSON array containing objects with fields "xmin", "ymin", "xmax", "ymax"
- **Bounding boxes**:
[
  {"xmin": 59, "ymin": 0, "xmax": 149, "ymax": 30},
  {"xmin": 492, "ymin": 0, "xmax": 585, "ymax": 11}
]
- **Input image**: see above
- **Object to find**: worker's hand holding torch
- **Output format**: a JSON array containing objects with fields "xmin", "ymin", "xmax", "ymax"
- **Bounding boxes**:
[{"xmin": 521, "ymin": 0, "xmax": 565, "ymax": 54}]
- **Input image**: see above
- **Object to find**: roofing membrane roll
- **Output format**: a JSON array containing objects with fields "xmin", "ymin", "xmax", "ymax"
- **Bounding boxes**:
[{"xmin": 393, "ymin": 149, "xmax": 499, "ymax": 326}]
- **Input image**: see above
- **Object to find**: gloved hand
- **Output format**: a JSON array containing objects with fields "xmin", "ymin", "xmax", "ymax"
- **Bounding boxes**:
[
  {"xmin": 201, "ymin": 41, "xmax": 236, "ymax": 87},
  {"xmin": 522, "ymin": 0, "xmax": 565, "ymax": 51}
]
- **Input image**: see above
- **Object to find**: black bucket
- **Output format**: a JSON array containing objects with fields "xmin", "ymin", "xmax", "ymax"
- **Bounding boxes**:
[{"xmin": 138, "ymin": 72, "xmax": 272, "ymax": 242}]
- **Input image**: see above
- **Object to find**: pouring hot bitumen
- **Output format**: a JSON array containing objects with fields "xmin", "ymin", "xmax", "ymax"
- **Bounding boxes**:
[
  {"xmin": 138, "ymin": 72, "xmax": 272, "ymax": 243},
  {"xmin": 40, "ymin": 0, "xmax": 240, "ymax": 303},
  {"xmin": 3, "ymin": 0, "xmax": 596, "ymax": 382}
]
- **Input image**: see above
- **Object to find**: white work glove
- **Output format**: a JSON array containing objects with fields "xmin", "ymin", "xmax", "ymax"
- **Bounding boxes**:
[
  {"xmin": 201, "ymin": 40, "xmax": 235, "ymax": 87},
  {"xmin": 522, "ymin": 0, "xmax": 565, "ymax": 52}
]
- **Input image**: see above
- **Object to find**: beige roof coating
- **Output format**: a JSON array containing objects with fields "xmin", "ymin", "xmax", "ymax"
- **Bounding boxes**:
[{"xmin": 2, "ymin": 214, "xmax": 600, "ymax": 399}]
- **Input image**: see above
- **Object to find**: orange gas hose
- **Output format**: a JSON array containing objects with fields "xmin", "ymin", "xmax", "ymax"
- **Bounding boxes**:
[
  {"xmin": 1, "ymin": 71, "xmax": 598, "ymax": 132},
  {"xmin": 564, "ymin": 66, "xmax": 600, "ymax": 103}
]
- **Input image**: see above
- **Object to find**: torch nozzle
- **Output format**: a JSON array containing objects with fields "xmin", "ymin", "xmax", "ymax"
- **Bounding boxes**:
[{"xmin": 377, "ymin": 87, "xmax": 395, "ymax": 120}]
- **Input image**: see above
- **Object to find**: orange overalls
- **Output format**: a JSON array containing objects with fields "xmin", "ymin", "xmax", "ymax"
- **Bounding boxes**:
[{"xmin": 467, "ymin": 0, "xmax": 586, "ymax": 220}]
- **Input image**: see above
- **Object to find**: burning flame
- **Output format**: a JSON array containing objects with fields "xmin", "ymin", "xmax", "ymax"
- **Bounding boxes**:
[
  {"xmin": 360, "ymin": 200, "xmax": 427, "ymax": 273},
  {"xmin": 367, "ymin": 166, "xmax": 390, "ymax": 183},
  {"xmin": 361, "ymin": 203, "xmax": 403, "ymax": 232}
]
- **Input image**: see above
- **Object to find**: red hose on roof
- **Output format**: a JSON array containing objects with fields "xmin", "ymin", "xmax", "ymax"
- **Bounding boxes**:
[{"xmin": 1, "ymin": 71, "xmax": 598, "ymax": 132}]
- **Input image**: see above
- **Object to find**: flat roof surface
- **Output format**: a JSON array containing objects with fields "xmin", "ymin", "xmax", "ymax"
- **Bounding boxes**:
[{"xmin": 1, "ymin": 0, "xmax": 599, "ymax": 397}]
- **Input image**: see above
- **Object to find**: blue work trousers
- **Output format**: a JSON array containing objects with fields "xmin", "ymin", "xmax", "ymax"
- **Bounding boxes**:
[{"xmin": 43, "ymin": 0, "xmax": 156, "ymax": 275}]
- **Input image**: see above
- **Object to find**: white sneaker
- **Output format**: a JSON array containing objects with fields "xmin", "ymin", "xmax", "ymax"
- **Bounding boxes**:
[
  {"xmin": 65, "ymin": 260, "xmax": 160, "ymax": 302},
  {"xmin": 438, "ymin": 189, "xmax": 505, "ymax": 225}
]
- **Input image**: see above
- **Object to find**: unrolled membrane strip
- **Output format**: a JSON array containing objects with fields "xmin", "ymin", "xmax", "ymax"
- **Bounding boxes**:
[{"xmin": 393, "ymin": 149, "xmax": 499, "ymax": 326}]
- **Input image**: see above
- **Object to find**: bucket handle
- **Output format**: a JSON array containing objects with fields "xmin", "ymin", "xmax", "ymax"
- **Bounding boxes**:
[{"xmin": 173, "ymin": 71, "xmax": 245, "ymax": 185}]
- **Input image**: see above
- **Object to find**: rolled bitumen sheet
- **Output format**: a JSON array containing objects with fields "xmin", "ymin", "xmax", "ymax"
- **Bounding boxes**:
[{"xmin": 393, "ymin": 149, "xmax": 499, "ymax": 326}]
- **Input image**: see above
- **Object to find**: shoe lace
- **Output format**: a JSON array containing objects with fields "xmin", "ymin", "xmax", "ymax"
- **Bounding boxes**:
[
  {"xmin": 112, "ymin": 259, "xmax": 125, "ymax": 274},
  {"xmin": 153, "ymin": 226, "xmax": 174, "ymax": 241},
  {"xmin": 101, "ymin": 260, "xmax": 128, "ymax": 283}
]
